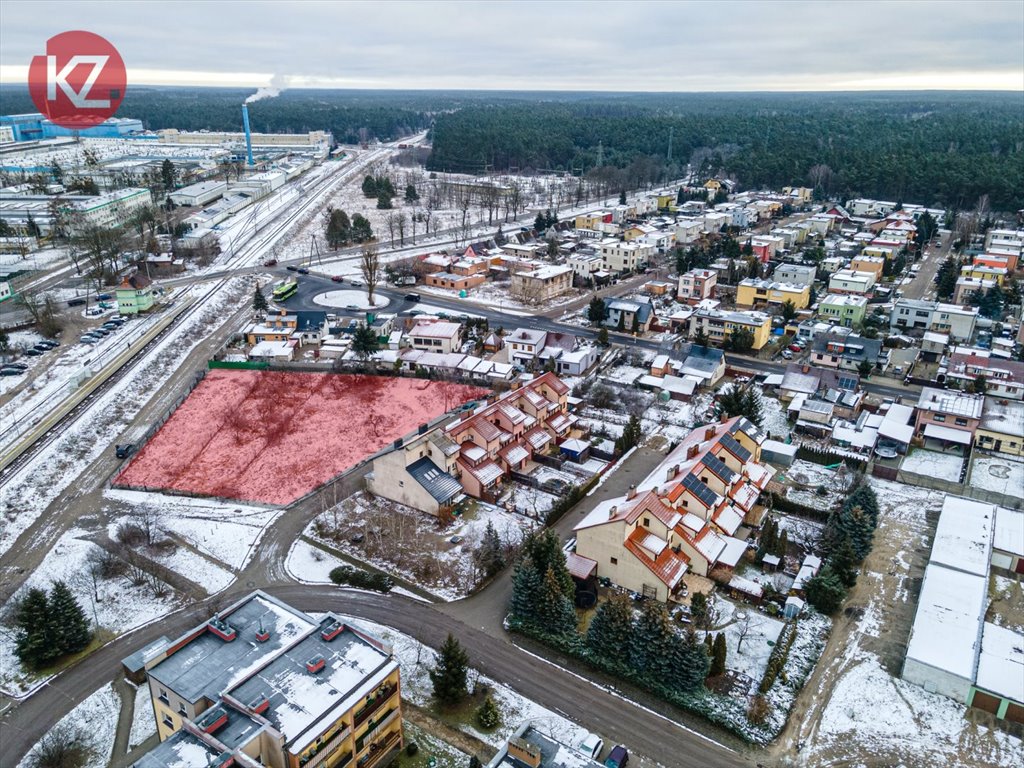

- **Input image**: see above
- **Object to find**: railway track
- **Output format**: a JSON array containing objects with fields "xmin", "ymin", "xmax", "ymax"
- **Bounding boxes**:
[{"xmin": 0, "ymin": 144, "xmax": 394, "ymax": 484}]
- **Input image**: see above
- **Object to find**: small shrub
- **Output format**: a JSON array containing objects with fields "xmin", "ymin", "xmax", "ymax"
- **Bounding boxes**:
[
  {"xmin": 476, "ymin": 694, "xmax": 501, "ymax": 729},
  {"xmin": 25, "ymin": 724, "xmax": 92, "ymax": 768},
  {"xmin": 328, "ymin": 565, "xmax": 393, "ymax": 593},
  {"xmin": 405, "ymin": 742, "xmax": 419, "ymax": 757},
  {"xmin": 746, "ymin": 694, "xmax": 771, "ymax": 725},
  {"xmin": 115, "ymin": 522, "xmax": 147, "ymax": 547}
]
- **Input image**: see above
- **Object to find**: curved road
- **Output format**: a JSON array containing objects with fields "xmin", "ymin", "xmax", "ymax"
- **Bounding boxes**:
[{"xmin": 0, "ymin": 585, "xmax": 756, "ymax": 768}]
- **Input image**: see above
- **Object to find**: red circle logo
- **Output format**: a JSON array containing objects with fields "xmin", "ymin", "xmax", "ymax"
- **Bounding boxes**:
[{"xmin": 28, "ymin": 30, "xmax": 126, "ymax": 129}]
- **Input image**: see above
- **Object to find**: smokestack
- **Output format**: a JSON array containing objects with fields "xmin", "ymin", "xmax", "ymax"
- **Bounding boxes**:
[{"xmin": 241, "ymin": 104, "xmax": 254, "ymax": 167}]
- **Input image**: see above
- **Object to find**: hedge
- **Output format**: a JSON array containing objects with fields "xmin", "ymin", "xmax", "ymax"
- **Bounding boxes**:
[
  {"xmin": 766, "ymin": 492, "xmax": 830, "ymax": 521},
  {"xmin": 794, "ymin": 445, "xmax": 866, "ymax": 473},
  {"xmin": 329, "ymin": 565, "xmax": 394, "ymax": 593},
  {"xmin": 759, "ymin": 618, "xmax": 799, "ymax": 694}
]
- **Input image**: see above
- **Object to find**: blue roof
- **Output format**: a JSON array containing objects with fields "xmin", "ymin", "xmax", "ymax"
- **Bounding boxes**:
[{"xmin": 407, "ymin": 457, "xmax": 462, "ymax": 503}]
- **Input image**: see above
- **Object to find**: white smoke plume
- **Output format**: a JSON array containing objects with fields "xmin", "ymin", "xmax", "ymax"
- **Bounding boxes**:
[{"xmin": 245, "ymin": 74, "xmax": 288, "ymax": 104}]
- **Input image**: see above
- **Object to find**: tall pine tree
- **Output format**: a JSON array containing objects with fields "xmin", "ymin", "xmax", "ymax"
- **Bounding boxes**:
[
  {"xmin": 429, "ymin": 633, "xmax": 469, "ymax": 705},
  {"xmin": 510, "ymin": 555, "xmax": 542, "ymax": 625},
  {"xmin": 49, "ymin": 581, "xmax": 92, "ymax": 655},
  {"xmin": 14, "ymin": 588, "xmax": 54, "ymax": 669},
  {"xmin": 838, "ymin": 505, "xmax": 875, "ymax": 561},
  {"xmin": 586, "ymin": 594, "xmax": 633, "ymax": 666},
  {"xmin": 537, "ymin": 566, "xmax": 577, "ymax": 637},
  {"xmin": 711, "ymin": 632, "xmax": 727, "ymax": 677}
]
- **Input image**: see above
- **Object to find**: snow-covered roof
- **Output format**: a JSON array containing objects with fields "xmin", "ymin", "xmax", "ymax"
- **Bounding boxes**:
[
  {"xmin": 923, "ymin": 423, "xmax": 972, "ymax": 445},
  {"xmin": 717, "ymin": 536, "xmax": 747, "ymax": 567},
  {"xmin": 728, "ymin": 573, "xmax": 763, "ymax": 597},
  {"xmin": 994, "ymin": 506, "xmax": 1024, "ymax": 557},
  {"xmin": 929, "ymin": 496, "xmax": 995, "ymax": 577},
  {"xmin": 980, "ymin": 398, "xmax": 1024, "ymax": 437},
  {"xmin": 713, "ymin": 505, "xmax": 744, "ymax": 536},
  {"xmin": 410, "ymin": 321, "xmax": 462, "ymax": 339},
  {"xmin": 879, "ymin": 403, "xmax": 915, "ymax": 444},
  {"xmin": 917, "ymin": 386, "xmax": 984, "ymax": 419},
  {"xmin": 975, "ymin": 622, "xmax": 1024, "ymax": 704},
  {"xmin": 905, "ymin": 564, "xmax": 987, "ymax": 681}
]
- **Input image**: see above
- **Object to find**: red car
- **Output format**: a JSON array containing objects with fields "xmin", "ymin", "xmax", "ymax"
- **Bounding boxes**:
[
  {"xmin": 331, "ymin": 275, "xmax": 345, "ymax": 283},
  {"xmin": 788, "ymin": 344, "xmax": 802, "ymax": 352},
  {"xmin": 263, "ymin": 259, "xmax": 278, "ymax": 267}
]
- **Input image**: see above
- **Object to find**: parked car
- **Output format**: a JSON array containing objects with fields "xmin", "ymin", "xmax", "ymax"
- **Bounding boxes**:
[
  {"xmin": 331, "ymin": 275, "xmax": 345, "ymax": 283},
  {"xmin": 788, "ymin": 344, "xmax": 802, "ymax": 352},
  {"xmin": 578, "ymin": 734, "xmax": 603, "ymax": 760},
  {"xmin": 80, "ymin": 335, "xmax": 99, "ymax": 345},
  {"xmin": 605, "ymin": 745, "xmax": 629, "ymax": 768},
  {"xmin": 22, "ymin": 348, "xmax": 43, "ymax": 356},
  {"xmin": 349, "ymin": 279, "xmax": 363, "ymax": 287},
  {"xmin": 286, "ymin": 265, "xmax": 298, "ymax": 272},
  {"xmin": 115, "ymin": 443, "xmax": 135, "ymax": 459},
  {"xmin": 781, "ymin": 349, "xmax": 793, "ymax": 359},
  {"xmin": 263, "ymin": 258, "xmax": 278, "ymax": 266},
  {"xmin": 38, "ymin": 340, "xmax": 60, "ymax": 349},
  {"xmin": 91, "ymin": 328, "xmax": 110, "ymax": 336},
  {"xmin": 297, "ymin": 268, "xmax": 310, "ymax": 275},
  {"xmin": 0, "ymin": 367, "xmax": 25, "ymax": 376},
  {"xmin": 67, "ymin": 297, "xmax": 87, "ymax": 307},
  {"xmin": 404, "ymin": 293, "xmax": 421, "ymax": 302},
  {"xmin": 449, "ymin": 535, "xmax": 464, "ymax": 545},
  {"xmin": 96, "ymin": 293, "xmax": 112, "ymax": 301},
  {"xmin": 4, "ymin": 362, "xmax": 28, "ymax": 371}
]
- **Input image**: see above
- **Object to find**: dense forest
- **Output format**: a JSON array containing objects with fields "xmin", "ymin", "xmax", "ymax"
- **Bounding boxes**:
[{"xmin": 2, "ymin": 87, "xmax": 1020, "ymax": 210}]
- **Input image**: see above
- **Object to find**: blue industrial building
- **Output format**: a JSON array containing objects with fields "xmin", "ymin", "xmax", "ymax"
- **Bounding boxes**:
[{"xmin": 0, "ymin": 113, "xmax": 145, "ymax": 141}]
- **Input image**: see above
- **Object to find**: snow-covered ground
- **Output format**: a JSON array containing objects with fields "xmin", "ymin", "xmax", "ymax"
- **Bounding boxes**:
[
  {"xmin": 0, "ymin": 277, "xmax": 250, "ymax": 559},
  {"xmin": 0, "ymin": 528, "xmax": 181, "ymax": 697},
  {"xmin": 128, "ymin": 683, "xmax": 156, "ymax": 752},
  {"xmin": 969, "ymin": 453, "xmax": 1024, "ymax": 496},
  {"xmin": 711, "ymin": 597, "xmax": 785, "ymax": 686},
  {"xmin": 16, "ymin": 682, "xmax": 119, "ymax": 768},
  {"xmin": 759, "ymin": 394, "xmax": 791, "ymax": 442},
  {"xmin": 342, "ymin": 615, "xmax": 589, "ymax": 751},
  {"xmin": 312, "ymin": 290, "xmax": 389, "ymax": 310},
  {"xmin": 286, "ymin": 539, "xmax": 347, "ymax": 584},
  {"xmin": 899, "ymin": 447, "xmax": 964, "ymax": 478}
]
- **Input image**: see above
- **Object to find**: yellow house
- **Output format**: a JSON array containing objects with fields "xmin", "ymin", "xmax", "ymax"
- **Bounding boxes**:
[
  {"xmin": 960, "ymin": 264, "xmax": 1006, "ymax": 286},
  {"xmin": 137, "ymin": 592, "xmax": 403, "ymax": 768},
  {"xmin": 704, "ymin": 179, "xmax": 722, "ymax": 193},
  {"xmin": 849, "ymin": 255, "xmax": 885, "ymax": 280},
  {"xmin": 861, "ymin": 245, "xmax": 896, "ymax": 260},
  {"xmin": 574, "ymin": 211, "xmax": 610, "ymax": 230},
  {"xmin": 688, "ymin": 306, "xmax": 772, "ymax": 350},
  {"xmin": 975, "ymin": 400, "xmax": 1024, "ymax": 457},
  {"xmin": 656, "ymin": 192, "xmax": 677, "ymax": 210},
  {"xmin": 736, "ymin": 278, "xmax": 810, "ymax": 310}
]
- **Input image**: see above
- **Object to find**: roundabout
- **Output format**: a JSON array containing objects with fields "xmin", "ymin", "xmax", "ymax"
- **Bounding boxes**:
[{"xmin": 311, "ymin": 289, "xmax": 391, "ymax": 310}]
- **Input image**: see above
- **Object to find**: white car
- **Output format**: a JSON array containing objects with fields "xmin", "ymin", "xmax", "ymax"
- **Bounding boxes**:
[
  {"xmin": 578, "ymin": 733, "xmax": 603, "ymax": 760},
  {"xmin": 781, "ymin": 349, "xmax": 794, "ymax": 359}
]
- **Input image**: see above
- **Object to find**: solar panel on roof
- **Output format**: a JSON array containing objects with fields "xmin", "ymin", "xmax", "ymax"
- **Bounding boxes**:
[
  {"xmin": 682, "ymin": 472, "xmax": 718, "ymax": 507},
  {"xmin": 720, "ymin": 433, "xmax": 752, "ymax": 462},
  {"xmin": 702, "ymin": 453, "xmax": 736, "ymax": 483}
]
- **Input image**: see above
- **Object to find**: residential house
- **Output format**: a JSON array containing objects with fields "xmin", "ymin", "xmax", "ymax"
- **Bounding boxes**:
[
  {"xmin": 598, "ymin": 239, "xmax": 654, "ymax": 273},
  {"xmin": 817, "ymin": 294, "xmax": 868, "ymax": 328},
  {"xmin": 735, "ymin": 279, "xmax": 810, "ymax": 309},
  {"xmin": 688, "ymin": 306, "xmax": 772, "ymax": 350},
  {"xmin": 510, "ymin": 265, "xmax": 573, "ymax": 303},
  {"xmin": 961, "ymin": 263, "xmax": 1007, "ymax": 287},
  {"xmin": 408, "ymin": 321, "xmax": 462, "ymax": 354},
  {"xmin": 915, "ymin": 386, "xmax": 984, "ymax": 449},
  {"xmin": 554, "ymin": 346, "xmax": 600, "ymax": 377},
  {"xmin": 778, "ymin": 362, "xmax": 860, "ymax": 403},
  {"xmin": 976, "ymin": 398, "xmax": 1024, "ymax": 457},
  {"xmin": 810, "ymin": 331, "xmax": 888, "ymax": 373},
  {"xmin": 861, "ymin": 245, "xmax": 896, "ymax": 261},
  {"xmin": 424, "ymin": 271, "xmax": 487, "ymax": 291},
  {"xmin": 604, "ymin": 298, "xmax": 656, "ymax": 334},
  {"xmin": 638, "ymin": 344, "xmax": 726, "ymax": 400},
  {"xmin": 366, "ymin": 431, "xmax": 464, "ymax": 516},
  {"xmin": 244, "ymin": 309, "xmax": 327, "ymax": 347},
  {"xmin": 128, "ymin": 591, "xmax": 403, "ymax": 768},
  {"xmin": 486, "ymin": 723, "xmax": 602, "ymax": 768},
  {"xmin": 444, "ymin": 372, "xmax": 575, "ymax": 501},
  {"xmin": 116, "ymin": 271, "xmax": 154, "ymax": 315},
  {"xmin": 954, "ymin": 276, "xmax": 996, "ymax": 306},
  {"xmin": 849, "ymin": 255, "xmax": 885, "ymax": 280},
  {"xmin": 944, "ymin": 349, "xmax": 1024, "ymax": 400},
  {"xmin": 567, "ymin": 252, "xmax": 605, "ymax": 283},
  {"xmin": 677, "ymin": 268, "xmax": 717, "ymax": 304},
  {"xmin": 674, "ymin": 218, "xmax": 705, "ymax": 245},
  {"xmin": 890, "ymin": 299, "xmax": 978, "ymax": 342},
  {"xmin": 574, "ymin": 417, "xmax": 774, "ymax": 597},
  {"xmin": 828, "ymin": 269, "xmax": 876, "ymax": 295},
  {"xmin": 772, "ymin": 263, "xmax": 816, "ymax": 287}
]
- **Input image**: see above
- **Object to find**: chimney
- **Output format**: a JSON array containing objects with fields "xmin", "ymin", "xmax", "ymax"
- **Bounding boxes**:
[
  {"xmin": 705, "ymin": 425, "xmax": 716, "ymax": 440},
  {"xmin": 666, "ymin": 463, "xmax": 680, "ymax": 481},
  {"xmin": 254, "ymin": 618, "xmax": 270, "ymax": 643},
  {"xmin": 626, "ymin": 485, "xmax": 637, "ymax": 501},
  {"xmin": 687, "ymin": 444, "xmax": 700, "ymax": 460},
  {"xmin": 609, "ymin": 505, "xmax": 618, "ymax": 518},
  {"xmin": 241, "ymin": 104, "xmax": 255, "ymax": 167},
  {"xmin": 508, "ymin": 738, "xmax": 542, "ymax": 768},
  {"xmin": 802, "ymin": 364, "xmax": 810, "ymax": 374}
]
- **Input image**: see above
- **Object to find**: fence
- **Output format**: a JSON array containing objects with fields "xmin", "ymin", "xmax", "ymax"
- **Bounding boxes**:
[
  {"xmin": 208, "ymin": 359, "xmax": 269, "ymax": 371},
  {"xmin": 895, "ymin": 468, "xmax": 1021, "ymax": 509}
]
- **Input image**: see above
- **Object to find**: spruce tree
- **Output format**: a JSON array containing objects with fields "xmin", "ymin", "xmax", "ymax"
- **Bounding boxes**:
[
  {"xmin": 805, "ymin": 565, "xmax": 847, "ymax": 614},
  {"xmin": 476, "ymin": 694, "xmax": 500, "ymax": 729},
  {"xmin": 689, "ymin": 592, "xmax": 710, "ymax": 629},
  {"xmin": 672, "ymin": 628, "xmax": 711, "ymax": 691},
  {"xmin": 14, "ymin": 588, "xmax": 54, "ymax": 669},
  {"xmin": 775, "ymin": 529, "xmax": 789, "ymax": 559},
  {"xmin": 429, "ymin": 634, "xmax": 469, "ymax": 705},
  {"xmin": 49, "ymin": 581, "xmax": 92, "ymax": 655},
  {"xmin": 830, "ymin": 536, "xmax": 859, "ymax": 588},
  {"xmin": 473, "ymin": 521, "xmax": 505, "ymax": 578},
  {"xmin": 253, "ymin": 285, "xmax": 268, "ymax": 314},
  {"xmin": 362, "ymin": 175, "xmax": 378, "ymax": 198},
  {"xmin": 711, "ymin": 632, "xmax": 727, "ymax": 677},
  {"xmin": 404, "ymin": 183, "xmax": 419, "ymax": 203},
  {"xmin": 510, "ymin": 555, "xmax": 542, "ymax": 624},
  {"xmin": 838, "ymin": 505, "xmax": 875, "ymax": 562},
  {"xmin": 630, "ymin": 600, "xmax": 675, "ymax": 679},
  {"xmin": 537, "ymin": 567, "xmax": 577, "ymax": 637},
  {"xmin": 586, "ymin": 594, "xmax": 633, "ymax": 666},
  {"xmin": 526, "ymin": 531, "xmax": 574, "ymax": 599},
  {"xmin": 618, "ymin": 190, "xmax": 627, "ymax": 205}
]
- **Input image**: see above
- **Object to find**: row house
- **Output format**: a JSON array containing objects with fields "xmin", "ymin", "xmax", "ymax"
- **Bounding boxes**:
[
  {"xmin": 849, "ymin": 255, "xmax": 885, "ymax": 280},
  {"xmin": 573, "ymin": 417, "xmax": 774, "ymax": 601},
  {"xmin": 954, "ymin": 276, "xmax": 997, "ymax": 305},
  {"xmin": 976, "ymin": 399, "xmax": 1024, "ymax": 457},
  {"xmin": 567, "ymin": 252, "xmax": 606, "ymax": 282},
  {"xmin": 772, "ymin": 263, "xmax": 816, "ymax": 287},
  {"xmin": 915, "ymin": 386, "xmax": 984, "ymax": 449},
  {"xmin": 943, "ymin": 349, "xmax": 1024, "ymax": 401},
  {"xmin": 445, "ymin": 373, "xmax": 575, "ymax": 501},
  {"xmin": 677, "ymin": 268, "xmax": 717, "ymax": 304}
]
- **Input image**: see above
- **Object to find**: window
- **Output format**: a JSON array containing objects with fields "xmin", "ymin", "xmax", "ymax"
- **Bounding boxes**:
[
  {"xmin": 955, "ymin": 418, "xmax": 968, "ymax": 427},
  {"xmin": 178, "ymin": 704, "xmax": 187, "ymax": 716},
  {"xmin": 933, "ymin": 414, "xmax": 946, "ymax": 422},
  {"xmin": 163, "ymin": 714, "xmax": 174, "ymax": 728},
  {"xmin": 610, "ymin": 557, "xmax": 618, "ymax": 565},
  {"xmin": 643, "ymin": 517, "xmax": 650, "ymax": 527},
  {"xmin": 158, "ymin": 689, "xmax": 169, "ymax": 704}
]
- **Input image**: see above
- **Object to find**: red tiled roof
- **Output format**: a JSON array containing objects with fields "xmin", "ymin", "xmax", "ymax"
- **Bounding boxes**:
[{"xmin": 624, "ymin": 528, "xmax": 688, "ymax": 587}]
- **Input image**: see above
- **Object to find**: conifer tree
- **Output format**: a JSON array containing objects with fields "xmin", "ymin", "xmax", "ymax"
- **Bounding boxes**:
[
  {"xmin": 14, "ymin": 588, "xmax": 54, "ymax": 669},
  {"xmin": 525, "ymin": 530, "xmax": 574, "ymax": 599},
  {"xmin": 510, "ymin": 555, "xmax": 542, "ymax": 624},
  {"xmin": 362, "ymin": 175, "xmax": 378, "ymax": 198},
  {"xmin": 476, "ymin": 694, "xmax": 500, "ymax": 729},
  {"xmin": 537, "ymin": 566, "xmax": 577, "ymax": 637},
  {"xmin": 838, "ymin": 505, "xmax": 875, "ymax": 562},
  {"xmin": 711, "ymin": 632, "xmax": 727, "ymax": 677},
  {"xmin": 253, "ymin": 285, "xmax": 268, "ymax": 314},
  {"xmin": 830, "ymin": 536, "xmax": 859, "ymax": 588},
  {"xmin": 671, "ymin": 628, "xmax": 711, "ymax": 691},
  {"xmin": 775, "ymin": 529, "xmax": 789, "ymax": 559},
  {"xmin": 429, "ymin": 633, "xmax": 469, "ymax": 705},
  {"xmin": 49, "ymin": 581, "xmax": 92, "ymax": 655},
  {"xmin": 473, "ymin": 521, "xmax": 505, "ymax": 578},
  {"xmin": 805, "ymin": 565, "xmax": 847, "ymax": 614},
  {"xmin": 630, "ymin": 600, "xmax": 675, "ymax": 679},
  {"xmin": 586, "ymin": 594, "xmax": 633, "ymax": 666}
]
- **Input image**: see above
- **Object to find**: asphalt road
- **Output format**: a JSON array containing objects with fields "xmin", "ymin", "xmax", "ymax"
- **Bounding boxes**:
[{"xmin": 0, "ymin": 587, "xmax": 755, "ymax": 768}]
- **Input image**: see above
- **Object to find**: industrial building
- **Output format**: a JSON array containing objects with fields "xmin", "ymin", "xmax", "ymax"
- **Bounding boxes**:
[
  {"xmin": 0, "ymin": 187, "xmax": 152, "ymax": 235},
  {"xmin": 0, "ymin": 113, "xmax": 144, "ymax": 142}
]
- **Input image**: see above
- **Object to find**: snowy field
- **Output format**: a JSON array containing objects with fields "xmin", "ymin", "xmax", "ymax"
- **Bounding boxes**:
[
  {"xmin": 712, "ymin": 597, "xmax": 785, "ymax": 686},
  {"xmin": 0, "ymin": 527, "xmax": 181, "ymax": 697},
  {"xmin": 899, "ymin": 447, "xmax": 964, "ymax": 478},
  {"xmin": 969, "ymin": 453, "xmax": 1024, "ymax": 496},
  {"xmin": 16, "ymin": 682, "xmax": 119, "ymax": 768},
  {"xmin": 286, "ymin": 539, "xmax": 347, "ymax": 584},
  {"xmin": 128, "ymin": 683, "xmax": 156, "ymax": 752}
]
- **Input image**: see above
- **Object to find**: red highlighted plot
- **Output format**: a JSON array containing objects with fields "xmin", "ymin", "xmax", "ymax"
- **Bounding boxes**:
[{"xmin": 116, "ymin": 370, "xmax": 487, "ymax": 505}]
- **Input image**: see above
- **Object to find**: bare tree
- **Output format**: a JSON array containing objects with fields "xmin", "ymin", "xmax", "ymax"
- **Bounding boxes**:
[
  {"xmin": 396, "ymin": 212, "xmax": 407, "ymax": 246},
  {"xmin": 18, "ymin": 289, "xmax": 62, "ymax": 338},
  {"xmin": 735, "ymin": 612, "xmax": 754, "ymax": 653},
  {"xmin": 385, "ymin": 212, "xmax": 399, "ymax": 248},
  {"xmin": 360, "ymin": 245, "xmax": 381, "ymax": 306}
]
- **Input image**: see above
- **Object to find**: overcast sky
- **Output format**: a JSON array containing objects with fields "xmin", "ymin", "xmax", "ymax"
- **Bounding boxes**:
[{"xmin": 1, "ymin": 0, "xmax": 1023, "ymax": 92}]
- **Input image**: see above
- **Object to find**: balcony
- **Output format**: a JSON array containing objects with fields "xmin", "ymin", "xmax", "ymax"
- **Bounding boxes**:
[
  {"xmin": 353, "ymin": 683, "xmax": 398, "ymax": 728},
  {"xmin": 298, "ymin": 725, "xmax": 352, "ymax": 768},
  {"xmin": 356, "ymin": 708, "xmax": 399, "ymax": 753},
  {"xmin": 357, "ymin": 731, "xmax": 401, "ymax": 768}
]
